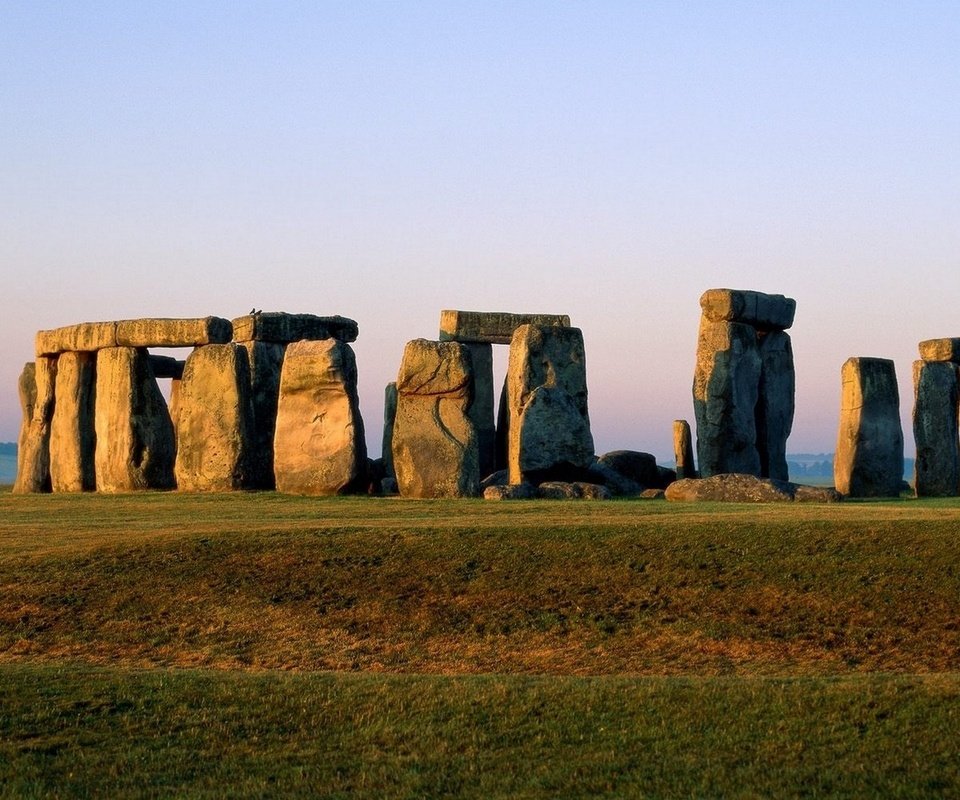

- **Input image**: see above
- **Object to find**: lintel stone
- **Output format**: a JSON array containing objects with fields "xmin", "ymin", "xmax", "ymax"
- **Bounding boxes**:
[
  {"xmin": 439, "ymin": 310, "xmax": 570, "ymax": 344},
  {"xmin": 699, "ymin": 289, "xmax": 796, "ymax": 330},
  {"xmin": 231, "ymin": 312, "xmax": 358, "ymax": 344},
  {"xmin": 918, "ymin": 338, "xmax": 960, "ymax": 364}
]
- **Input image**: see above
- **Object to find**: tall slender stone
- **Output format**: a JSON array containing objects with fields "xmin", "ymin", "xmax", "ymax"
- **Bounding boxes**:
[
  {"xmin": 464, "ymin": 342, "xmax": 495, "ymax": 478},
  {"xmin": 274, "ymin": 339, "xmax": 367, "ymax": 495},
  {"xmin": 95, "ymin": 347, "xmax": 175, "ymax": 492},
  {"xmin": 174, "ymin": 344, "xmax": 254, "ymax": 492},
  {"xmin": 241, "ymin": 340, "xmax": 286, "ymax": 489},
  {"xmin": 393, "ymin": 339, "xmax": 479, "ymax": 498},
  {"xmin": 49, "ymin": 351, "xmax": 97, "ymax": 492},
  {"xmin": 693, "ymin": 319, "xmax": 761, "ymax": 477},
  {"xmin": 673, "ymin": 419, "xmax": 696, "ymax": 480},
  {"xmin": 913, "ymin": 360, "xmax": 960, "ymax": 497},
  {"xmin": 13, "ymin": 357, "xmax": 56, "ymax": 494},
  {"xmin": 834, "ymin": 357, "xmax": 903, "ymax": 497},
  {"xmin": 756, "ymin": 331, "xmax": 795, "ymax": 481},
  {"xmin": 382, "ymin": 382, "xmax": 398, "ymax": 480}
]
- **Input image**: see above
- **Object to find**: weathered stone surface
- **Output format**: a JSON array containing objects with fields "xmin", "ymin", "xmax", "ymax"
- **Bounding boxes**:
[
  {"xmin": 537, "ymin": 481, "xmax": 610, "ymax": 500},
  {"xmin": 174, "ymin": 344, "xmax": 253, "ymax": 492},
  {"xmin": 241, "ymin": 341, "xmax": 286, "ymax": 489},
  {"xmin": 95, "ymin": 347, "xmax": 175, "ymax": 492},
  {"xmin": 918, "ymin": 338, "xmax": 960, "ymax": 364},
  {"xmin": 382, "ymin": 382, "xmax": 398, "ymax": 480},
  {"xmin": 586, "ymin": 461, "xmax": 642, "ymax": 496},
  {"xmin": 658, "ymin": 466, "xmax": 678, "ymax": 488},
  {"xmin": 834, "ymin": 358, "xmax": 904, "ymax": 497},
  {"xmin": 274, "ymin": 339, "xmax": 367, "ymax": 495},
  {"xmin": 699, "ymin": 289, "xmax": 796, "ymax": 330},
  {"xmin": 665, "ymin": 473, "xmax": 841, "ymax": 503},
  {"xmin": 49, "ymin": 351, "xmax": 96, "ymax": 492},
  {"xmin": 483, "ymin": 483, "xmax": 537, "ymax": 500},
  {"xmin": 231, "ymin": 313, "xmax": 358, "ymax": 344},
  {"xmin": 480, "ymin": 469, "xmax": 509, "ymax": 490},
  {"xmin": 640, "ymin": 488, "xmax": 666, "ymax": 499},
  {"xmin": 597, "ymin": 451, "xmax": 662, "ymax": 488},
  {"xmin": 148, "ymin": 355, "xmax": 185, "ymax": 380},
  {"xmin": 393, "ymin": 339, "xmax": 479, "ymax": 498},
  {"xmin": 507, "ymin": 325, "xmax": 593, "ymax": 485},
  {"xmin": 116, "ymin": 317, "xmax": 232, "ymax": 348},
  {"xmin": 756, "ymin": 331, "xmax": 795, "ymax": 481},
  {"xmin": 673, "ymin": 420, "xmax": 697, "ymax": 479},
  {"xmin": 36, "ymin": 322, "xmax": 118, "ymax": 356},
  {"xmin": 913, "ymin": 360, "xmax": 960, "ymax": 497},
  {"xmin": 495, "ymin": 374, "xmax": 509, "ymax": 471},
  {"xmin": 439, "ymin": 310, "xmax": 571, "ymax": 345},
  {"xmin": 693, "ymin": 319, "xmax": 762, "ymax": 477},
  {"xmin": 13, "ymin": 357, "xmax": 56, "ymax": 494},
  {"xmin": 464, "ymin": 343, "xmax": 496, "ymax": 478}
]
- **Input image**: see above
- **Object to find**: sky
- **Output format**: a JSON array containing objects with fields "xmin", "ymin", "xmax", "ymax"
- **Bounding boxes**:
[{"xmin": 2, "ymin": 1, "xmax": 958, "ymax": 463}]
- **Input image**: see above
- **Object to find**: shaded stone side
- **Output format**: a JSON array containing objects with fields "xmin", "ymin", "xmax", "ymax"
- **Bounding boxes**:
[
  {"xmin": 392, "ymin": 339, "xmax": 479, "ymax": 498},
  {"xmin": 13, "ymin": 357, "xmax": 56, "ymax": 494},
  {"xmin": 507, "ymin": 325, "xmax": 594, "ymax": 485},
  {"xmin": 174, "ymin": 344, "xmax": 254, "ymax": 492},
  {"xmin": 274, "ymin": 340, "xmax": 367, "ymax": 495},
  {"xmin": 693, "ymin": 319, "xmax": 761, "ymax": 477},
  {"xmin": 241, "ymin": 340, "xmax": 286, "ymax": 489},
  {"xmin": 464, "ymin": 343, "xmax": 495, "ymax": 478},
  {"xmin": 95, "ymin": 347, "xmax": 175, "ymax": 492},
  {"xmin": 756, "ymin": 331, "xmax": 795, "ymax": 481},
  {"xmin": 439, "ymin": 310, "xmax": 570, "ymax": 344},
  {"xmin": 673, "ymin": 419, "xmax": 696, "ymax": 479},
  {"xmin": 699, "ymin": 289, "xmax": 795, "ymax": 330},
  {"xmin": 49, "ymin": 351, "xmax": 97, "ymax": 492},
  {"xmin": 232, "ymin": 313, "xmax": 358, "ymax": 344},
  {"xmin": 834, "ymin": 357, "xmax": 903, "ymax": 497},
  {"xmin": 913, "ymin": 360, "xmax": 960, "ymax": 497},
  {"xmin": 382, "ymin": 382, "xmax": 398, "ymax": 480}
]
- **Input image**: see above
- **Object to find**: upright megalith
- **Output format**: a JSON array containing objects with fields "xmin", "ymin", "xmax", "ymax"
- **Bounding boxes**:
[
  {"xmin": 13, "ymin": 357, "xmax": 56, "ymax": 494},
  {"xmin": 464, "ymin": 343, "xmax": 495, "ymax": 478},
  {"xmin": 913, "ymin": 359, "xmax": 960, "ymax": 497},
  {"xmin": 240, "ymin": 341, "xmax": 285, "ymax": 489},
  {"xmin": 393, "ymin": 339, "xmax": 479, "ymax": 498},
  {"xmin": 834, "ymin": 357, "xmax": 904, "ymax": 497},
  {"xmin": 95, "ymin": 347, "xmax": 175, "ymax": 492},
  {"xmin": 382, "ymin": 382, "xmax": 398, "ymax": 480},
  {"xmin": 507, "ymin": 324, "xmax": 594, "ymax": 485},
  {"xmin": 174, "ymin": 344, "xmax": 254, "ymax": 492},
  {"xmin": 273, "ymin": 339, "xmax": 367, "ymax": 495},
  {"xmin": 673, "ymin": 419, "xmax": 696, "ymax": 480},
  {"xmin": 49, "ymin": 351, "xmax": 97, "ymax": 492},
  {"xmin": 693, "ymin": 289, "xmax": 795, "ymax": 479}
]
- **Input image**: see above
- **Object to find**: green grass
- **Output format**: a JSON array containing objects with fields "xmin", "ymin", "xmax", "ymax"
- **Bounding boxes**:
[{"xmin": 1, "ymin": 490, "xmax": 959, "ymax": 796}]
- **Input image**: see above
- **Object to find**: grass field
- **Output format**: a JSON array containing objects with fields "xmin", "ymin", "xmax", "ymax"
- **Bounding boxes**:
[{"xmin": 1, "ymin": 489, "xmax": 959, "ymax": 797}]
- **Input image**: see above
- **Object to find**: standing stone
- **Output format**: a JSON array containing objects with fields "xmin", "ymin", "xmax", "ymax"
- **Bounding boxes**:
[
  {"xmin": 393, "ymin": 339, "xmax": 479, "ymax": 498},
  {"xmin": 507, "ymin": 325, "xmax": 594, "ymax": 485},
  {"xmin": 49, "ymin": 351, "xmax": 97, "ymax": 492},
  {"xmin": 13, "ymin": 358, "xmax": 56, "ymax": 494},
  {"xmin": 274, "ymin": 339, "xmax": 367, "ymax": 495},
  {"xmin": 382, "ymin": 382, "xmax": 398, "ymax": 480},
  {"xmin": 241, "ymin": 341, "xmax": 286, "ymax": 489},
  {"xmin": 834, "ymin": 357, "xmax": 904, "ymax": 497},
  {"xmin": 673, "ymin": 420, "xmax": 696, "ymax": 480},
  {"xmin": 495, "ymin": 374, "xmax": 509, "ymax": 471},
  {"xmin": 693, "ymin": 319, "xmax": 762, "ymax": 477},
  {"xmin": 913, "ymin": 360, "xmax": 960, "ymax": 497},
  {"xmin": 464, "ymin": 342, "xmax": 495, "ymax": 478},
  {"xmin": 95, "ymin": 347, "xmax": 175, "ymax": 492},
  {"xmin": 174, "ymin": 344, "xmax": 253, "ymax": 492},
  {"xmin": 756, "ymin": 331, "xmax": 795, "ymax": 481}
]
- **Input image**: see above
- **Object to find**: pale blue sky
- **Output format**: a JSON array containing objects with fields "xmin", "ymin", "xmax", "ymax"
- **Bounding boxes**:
[{"xmin": 2, "ymin": 2, "xmax": 958, "ymax": 461}]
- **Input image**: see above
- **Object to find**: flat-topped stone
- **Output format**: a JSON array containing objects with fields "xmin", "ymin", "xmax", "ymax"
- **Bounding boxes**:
[
  {"xmin": 231, "ymin": 313, "xmax": 358, "ymax": 344},
  {"xmin": 699, "ymin": 289, "xmax": 796, "ymax": 330},
  {"xmin": 919, "ymin": 338, "xmax": 960, "ymax": 363},
  {"xmin": 36, "ymin": 317, "xmax": 232, "ymax": 355},
  {"xmin": 439, "ymin": 310, "xmax": 570, "ymax": 344}
]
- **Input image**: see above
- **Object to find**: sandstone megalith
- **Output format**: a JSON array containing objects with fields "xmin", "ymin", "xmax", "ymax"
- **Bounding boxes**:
[
  {"xmin": 507, "ymin": 324, "xmax": 594, "ymax": 484},
  {"xmin": 274, "ymin": 339, "xmax": 367, "ymax": 495},
  {"xmin": 439, "ymin": 310, "xmax": 570, "ymax": 344},
  {"xmin": 756, "ymin": 331, "xmax": 795, "ymax": 481},
  {"xmin": 174, "ymin": 344, "xmax": 254, "ymax": 492},
  {"xmin": 913, "ymin": 359, "xmax": 960, "ymax": 497},
  {"xmin": 382, "ymin": 382, "xmax": 398, "ymax": 480},
  {"xmin": 49, "ymin": 351, "xmax": 97, "ymax": 492},
  {"xmin": 13, "ymin": 357, "xmax": 56, "ymax": 494},
  {"xmin": 95, "ymin": 347, "xmax": 175, "ymax": 492},
  {"xmin": 393, "ymin": 339, "xmax": 479, "ymax": 498},
  {"xmin": 673, "ymin": 419, "xmax": 696, "ymax": 480},
  {"xmin": 239, "ymin": 341, "xmax": 285, "ymax": 489},
  {"xmin": 834, "ymin": 357, "xmax": 904, "ymax": 497}
]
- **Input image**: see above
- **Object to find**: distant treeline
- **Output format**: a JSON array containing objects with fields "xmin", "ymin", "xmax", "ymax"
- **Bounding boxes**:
[
  {"xmin": 787, "ymin": 454, "xmax": 914, "ymax": 482},
  {"xmin": 0, "ymin": 442, "xmax": 15, "ymax": 456}
]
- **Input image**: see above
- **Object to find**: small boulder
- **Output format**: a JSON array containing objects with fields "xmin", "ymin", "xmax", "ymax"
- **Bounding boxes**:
[
  {"xmin": 483, "ymin": 483, "xmax": 537, "ymax": 500},
  {"xmin": 665, "ymin": 473, "xmax": 841, "ymax": 503}
]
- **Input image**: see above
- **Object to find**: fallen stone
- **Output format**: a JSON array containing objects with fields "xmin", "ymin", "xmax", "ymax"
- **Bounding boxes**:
[
  {"xmin": 393, "ymin": 339, "xmax": 479, "ymax": 498},
  {"xmin": 274, "ymin": 339, "xmax": 367, "ymax": 495},
  {"xmin": 116, "ymin": 317, "xmax": 232, "ymax": 348},
  {"xmin": 35, "ymin": 322, "xmax": 118, "ymax": 356},
  {"xmin": 13, "ymin": 357, "xmax": 56, "ymax": 494},
  {"xmin": 382, "ymin": 382, "xmax": 398, "ymax": 480},
  {"xmin": 756, "ymin": 331, "xmax": 795, "ymax": 481},
  {"xmin": 174, "ymin": 344, "xmax": 253, "ymax": 492},
  {"xmin": 439, "ymin": 310, "xmax": 570, "ymax": 345},
  {"xmin": 241, "ymin": 341, "xmax": 286, "ymax": 489},
  {"xmin": 834, "ymin": 357, "xmax": 904, "ymax": 497},
  {"xmin": 49, "ymin": 351, "xmax": 96, "ymax": 492},
  {"xmin": 918, "ymin": 338, "xmax": 960, "ymax": 363},
  {"xmin": 913, "ymin": 360, "xmax": 960, "ymax": 497},
  {"xmin": 665, "ymin": 473, "xmax": 841, "ymax": 503},
  {"xmin": 231, "ymin": 312, "xmax": 358, "ymax": 344},
  {"xmin": 673, "ymin": 420, "xmax": 697, "ymax": 479},
  {"xmin": 537, "ymin": 481, "xmax": 610, "ymax": 500},
  {"xmin": 640, "ymin": 488, "xmax": 666, "ymax": 499},
  {"xmin": 95, "ymin": 347, "xmax": 176, "ymax": 492},
  {"xmin": 699, "ymin": 289, "xmax": 796, "ymax": 330},
  {"xmin": 597, "ymin": 450, "xmax": 662, "ymax": 488},
  {"xmin": 483, "ymin": 483, "xmax": 537, "ymax": 500},
  {"xmin": 480, "ymin": 469, "xmax": 509, "ymax": 490},
  {"xmin": 587, "ymin": 460, "xmax": 642, "ymax": 496},
  {"xmin": 693, "ymin": 319, "xmax": 762, "ymax": 477}
]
